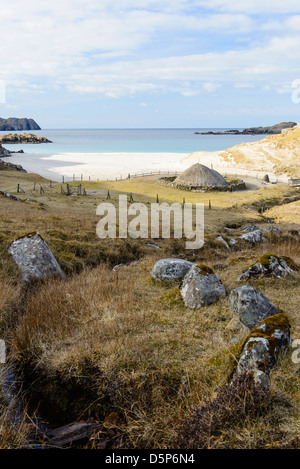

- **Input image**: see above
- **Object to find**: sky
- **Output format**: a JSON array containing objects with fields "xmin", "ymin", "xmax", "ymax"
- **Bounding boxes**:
[{"xmin": 0, "ymin": 0, "xmax": 300, "ymax": 128}]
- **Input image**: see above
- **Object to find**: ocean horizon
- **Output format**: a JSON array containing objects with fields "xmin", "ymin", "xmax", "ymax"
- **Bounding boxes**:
[{"xmin": 0, "ymin": 128, "xmax": 264, "ymax": 154}]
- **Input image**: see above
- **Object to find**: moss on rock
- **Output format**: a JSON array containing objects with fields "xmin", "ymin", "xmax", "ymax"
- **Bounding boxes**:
[{"xmin": 196, "ymin": 264, "xmax": 214, "ymax": 276}]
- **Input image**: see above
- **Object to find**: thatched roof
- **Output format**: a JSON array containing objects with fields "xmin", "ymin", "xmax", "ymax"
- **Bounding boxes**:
[{"xmin": 175, "ymin": 163, "xmax": 229, "ymax": 187}]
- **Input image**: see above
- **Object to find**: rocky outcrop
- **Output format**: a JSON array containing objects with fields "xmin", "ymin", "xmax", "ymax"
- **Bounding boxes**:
[
  {"xmin": 0, "ymin": 160, "xmax": 26, "ymax": 172},
  {"xmin": 0, "ymin": 117, "xmax": 41, "ymax": 131},
  {"xmin": 0, "ymin": 144, "xmax": 10, "ymax": 156},
  {"xmin": 238, "ymin": 253, "xmax": 298, "ymax": 280},
  {"xmin": 8, "ymin": 233, "xmax": 65, "ymax": 283},
  {"xmin": 236, "ymin": 313, "xmax": 291, "ymax": 387},
  {"xmin": 180, "ymin": 264, "xmax": 226, "ymax": 309},
  {"xmin": 216, "ymin": 236, "xmax": 230, "ymax": 249},
  {"xmin": 239, "ymin": 225, "xmax": 263, "ymax": 243},
  {"xmin": 152, "ymin": 258, "xmax": 194, "ymax": 282},
  {"xmin": 0, "ymin": 133, "xmax": 51, "ymax": 144},
  {"xmin": 0, "ymin": 191, "xmax": 22, "ymax": 201},
  {"xmin": 195, "ymin": 122, "xmax": 297, "ymax": 135},
  {"xmin": 229, "ymin": 285, "xmax": 278, "ymax": 329}
]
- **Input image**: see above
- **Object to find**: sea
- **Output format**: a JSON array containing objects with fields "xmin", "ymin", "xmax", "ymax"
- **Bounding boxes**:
[{"xmin": 0, "ymin": 128, "xmax": 263, "ymax": 154}]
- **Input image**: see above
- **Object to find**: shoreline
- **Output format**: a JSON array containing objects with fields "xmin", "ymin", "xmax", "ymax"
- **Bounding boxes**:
[
  {"xmin": 6, "ymin": 152, "xmax": 190, "ymax": 182},
  {"xmin": 5, "ymin": 150, "xmax": 284, "ymax": 183}
]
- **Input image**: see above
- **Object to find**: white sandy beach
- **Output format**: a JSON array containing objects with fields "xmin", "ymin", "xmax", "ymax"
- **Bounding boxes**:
[
  {"xmin": 7, "ymin": 152, "xmax": 190, "ymax": 182},
  {"xmin": 7, "ymin": 149, "xmax": 283, "ymax": 182}
]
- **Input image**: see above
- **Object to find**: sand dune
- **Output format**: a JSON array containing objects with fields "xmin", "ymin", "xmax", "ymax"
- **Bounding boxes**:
[{"xmin": 184, "ymin": 124, "xmax": 300, "ymax": 182}]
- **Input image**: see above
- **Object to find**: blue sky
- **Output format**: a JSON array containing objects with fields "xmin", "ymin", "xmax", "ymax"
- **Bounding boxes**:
[{"xmin": 0, "ymin": 0, "xmax": 300, "ymax": 128}]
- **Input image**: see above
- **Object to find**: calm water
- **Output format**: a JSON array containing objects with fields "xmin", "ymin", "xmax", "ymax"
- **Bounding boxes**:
[{"xmin": 0, "ymin": 128, "xmax": 264, "ymax": 154}]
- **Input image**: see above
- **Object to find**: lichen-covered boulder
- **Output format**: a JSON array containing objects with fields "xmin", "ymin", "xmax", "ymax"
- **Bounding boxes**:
[
  {"xmin": 152, "ymin": 258, "xmax": 194, "ymax": 282},
  {"xmin": 229, "ymin": 285, "xmax": 278, "ymax": 329},
  {"xmin": 8, "ymin": 232, "xmax": 65, "ymax": 283},
  {"xmin": 238, "ymin": 253, "xmax": 298, "ymax": 280},
  {"xmin": 236, "ymin": 313, "xmax": 291, "ymax": 386},
  {"xmin": 180, "ymin": 264, "xmax": 226, "ymax": 309}
]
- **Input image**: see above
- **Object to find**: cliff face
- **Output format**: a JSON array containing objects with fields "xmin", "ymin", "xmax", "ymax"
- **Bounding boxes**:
[
  {"xmin": 0, "ymin": 133, "xmax": 51, "ymax": 144},
  {"xmin": 0, "ymin": 118, "xmax": 41, "ymax": 131}
]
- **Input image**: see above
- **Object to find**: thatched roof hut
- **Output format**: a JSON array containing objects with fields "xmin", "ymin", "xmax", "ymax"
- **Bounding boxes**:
[{"xmin": 175, "ymin": 163, "xmax": 229, "ymax": 187}]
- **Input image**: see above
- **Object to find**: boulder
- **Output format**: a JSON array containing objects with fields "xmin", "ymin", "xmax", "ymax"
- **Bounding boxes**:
[
  {"xmin": 241, "ymin": 225, "xmax": 261, "ymax": 232},
  {"xmin": 8, "ymin": 232, "xmax": 65, "ymax": 283},
  {"xmin": 265, "ymin": 225, "xmax": 281, "ymax": 235},
  {"xmin": 229, "ymin": 285, "xmax": 278, "ymax": 329},
  {"xmin": 239, "ymin": 228, "xmax": 263, "ymax": 243},
  {"xmin": 180, "ymin": 264, "xmax": 226, "ymax": 309},
  {"xmin": 238, "ymin": 253, "xmax": 298, "ymax": 280},
  {"xmin": 152, "ymin": 258, "xmax": 194, "ymax": 282},
  {"xmin": 216, "ymin": 236, "xmax": 229, "ymax": 249},
  {"xmin": 0, "ymin": 144, "xmax": 10, "ymax": 156},
  {"xmin": 236, "ymin": 313, "xmax": 291, "ymax": 387}
]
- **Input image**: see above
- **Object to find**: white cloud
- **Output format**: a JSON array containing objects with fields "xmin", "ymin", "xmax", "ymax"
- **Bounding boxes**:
[
  {"xmin": 195, "ymin": 0, "xmax": 300, "ymax": 14},
  {"xmin": 0, "ymin": 0, "xmax": 300, "ymax": 103},
  {"xmin": 203, "ymin": 82, "xmax": 221, "ymax": 92}
]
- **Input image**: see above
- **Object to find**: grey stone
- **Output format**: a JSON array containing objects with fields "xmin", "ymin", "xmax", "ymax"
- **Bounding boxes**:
[
  {"xmin": 236, "ymin": 313, "xmax": 291, "ymax": 388},
  {"xmin": 216, "ymin": 236, "xmax": 229, "ymax": 249},
  {"xmin": 180, "ymin": 264, "xmax": 226, "ymax": 309},
  {"xmin": 152, "ymin": 258, "xmax": 194, "ymax": 282},
  {"xmin": 238, "ymin": 254, "xmax": 297, "ymax": 280},
  {"xmin": 145, "ymin": 242, "xmax": 161, "ymax": 249},
  {"xmin": 229, "ymin": 285, "xmax": 278, "ymax": 329},
  {"xmin": 253, "ymin": 370, "xmax": 270, "ymax": 389},
  {"xmin": 0, "ymin": 191, "xmax": 22, "ymax": 202},
  {"xmin": 8, "ymin": 233, "xmax": 65, "ymax": 283},
  {"xmin": 239, "ymin": 228, "xmax": 263, "ymax": 243}
]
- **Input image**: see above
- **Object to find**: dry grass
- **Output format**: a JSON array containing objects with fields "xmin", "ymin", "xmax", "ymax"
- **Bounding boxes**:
[
  {"xmin": 0, "ymin": 169, "xmax": 299, "ymax": 448},
  {"xmin": 8, "ymin": 234, "xmax": 300, "ymax": 448}
]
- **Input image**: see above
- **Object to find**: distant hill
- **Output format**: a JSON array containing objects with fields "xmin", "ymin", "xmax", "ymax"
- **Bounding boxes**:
[{"xmin": 0, "ymin": 118, "xmax": 41, "ymax": 131}]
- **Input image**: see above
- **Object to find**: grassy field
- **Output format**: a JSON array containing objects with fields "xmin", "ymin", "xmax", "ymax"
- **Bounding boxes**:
[{"xmin": 0, "ymin": 169, "xmax": 300, "ymax": 448}]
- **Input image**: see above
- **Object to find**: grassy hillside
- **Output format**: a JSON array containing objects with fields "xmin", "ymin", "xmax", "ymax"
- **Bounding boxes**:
[{"xmin": 0, "ymin": 169, "xmax": 299, "ymax": 448}]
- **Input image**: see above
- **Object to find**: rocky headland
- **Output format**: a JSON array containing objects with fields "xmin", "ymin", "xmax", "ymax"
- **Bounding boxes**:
[
  {"xmin": 0, "ymin": 133, "xmax": 52, "ymax": 144},
  {"xmin": 195, "ymin": 122, "xmax": 297, "ymax": 135},
  {"xmin": 0, "ymin": 117, "xmax": 41, "ymax": 131}
]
